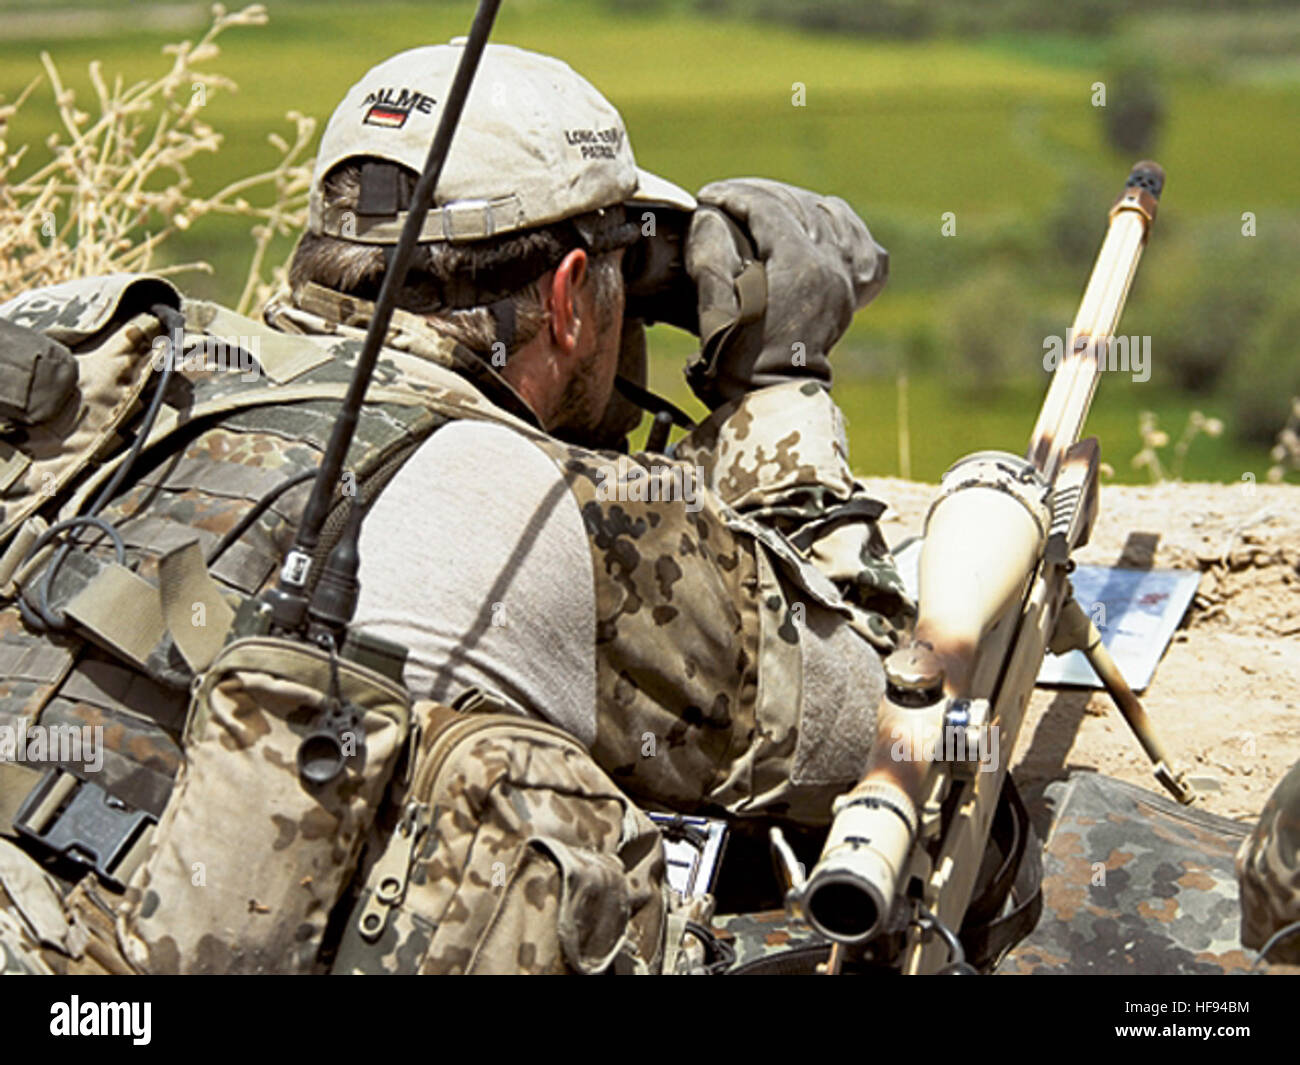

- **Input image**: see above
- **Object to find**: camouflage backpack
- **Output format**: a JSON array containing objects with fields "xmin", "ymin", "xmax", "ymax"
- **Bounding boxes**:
[{"xmin": 0, "ymin": 273, "xmax": 684, "ymax": 975}]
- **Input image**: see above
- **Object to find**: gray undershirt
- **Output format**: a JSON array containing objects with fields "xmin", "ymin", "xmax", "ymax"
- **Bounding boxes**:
[{"xmin": 353, "ymin": 420, "xmax": 599, "ymax": 747}]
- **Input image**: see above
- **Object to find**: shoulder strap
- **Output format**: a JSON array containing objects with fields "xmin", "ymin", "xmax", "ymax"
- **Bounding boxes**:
[
  {"xmin": 181, "ymin": 299, "xmax": 333, "ymax": 385},
  {"xmin": 59, "ymin": 381, "xmax": 461, "ymax": 524}
]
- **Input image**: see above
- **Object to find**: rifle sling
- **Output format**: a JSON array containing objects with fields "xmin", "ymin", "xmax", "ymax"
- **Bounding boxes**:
[
  {"xmin": 958, "ymin": 775, "xmax": 1043, "ymax": 971},
  {"xmin": 726, "ymin": 942, "xmax": 832, "ymax": 976}
]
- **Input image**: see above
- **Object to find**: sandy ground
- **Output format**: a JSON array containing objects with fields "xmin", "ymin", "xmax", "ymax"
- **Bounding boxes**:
[{"xmin": 859, "ymin": 475, "xmax": 1300, "ymax": 826}]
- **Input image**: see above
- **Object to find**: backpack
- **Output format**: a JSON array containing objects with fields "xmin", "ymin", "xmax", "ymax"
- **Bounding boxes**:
[{"xmin": 0, "ymin": 274, "xmax": 682, "ymax": 974}]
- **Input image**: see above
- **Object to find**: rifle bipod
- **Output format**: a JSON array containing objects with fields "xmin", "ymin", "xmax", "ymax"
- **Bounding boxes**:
[{"xmin": 1048, "ymin": 592, "xmax": 1196, "ymax": 805}]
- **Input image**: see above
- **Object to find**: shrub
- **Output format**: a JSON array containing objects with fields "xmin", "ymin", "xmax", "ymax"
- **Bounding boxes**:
[
  {"xmin": 0, "ymin": 3, "xmax": 313, "ymax": 313},
  {"xmin": 941, "ymin": 266, "xmax": 1035, "ymax": 397},
  {"xmin": 1100, "ymin": 58, "xmax": 1165, "ymax": 157},
  {"xmin": 1136, "ymin": 226, "xmax": 1281, "ymax": 394},
  {"xmin": 1230, "ymin": 285, "xmax": 1300, "ymax": 446}
]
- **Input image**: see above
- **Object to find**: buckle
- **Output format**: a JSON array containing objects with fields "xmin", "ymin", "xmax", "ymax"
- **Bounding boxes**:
[
  {"xmin": 438, "ymin": 198, "xmax": 495, "ymax": 241},
  {"xmin": 647, "ymin": 813, "xmax": 728, "ymax": 899},
  {"xmin": 13, "ymin": 768, "xmax": 156, "ymax": 889}
]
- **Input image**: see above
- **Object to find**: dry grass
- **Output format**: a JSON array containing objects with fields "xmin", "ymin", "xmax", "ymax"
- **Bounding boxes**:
[
  {"xmin": 1267, "ymin": 398, "xmax": 1300, "ymax": 484},
  {"xmin": 0, "ymin": 3, "xmax": 314, "ymax": 315},
  {"xmin": 1131, "ymin": 409, "xmax": 1225, "ymax": 484}
]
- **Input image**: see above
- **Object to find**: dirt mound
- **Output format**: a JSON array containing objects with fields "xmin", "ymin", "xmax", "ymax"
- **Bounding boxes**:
[{"xmin": 860, "ymin": 476, "xmax": 1300, "ymax": 822}]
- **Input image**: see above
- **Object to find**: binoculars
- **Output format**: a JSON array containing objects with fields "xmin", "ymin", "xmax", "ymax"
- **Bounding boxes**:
[{"xmin": 620, "ymin": 204, "xmax": 698, "ymax": 335}]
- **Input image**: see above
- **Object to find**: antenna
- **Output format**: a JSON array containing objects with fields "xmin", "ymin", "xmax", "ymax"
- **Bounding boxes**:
[{"xmin": 263, "ymin": 0, "xmax": 504, "ymax": 637}]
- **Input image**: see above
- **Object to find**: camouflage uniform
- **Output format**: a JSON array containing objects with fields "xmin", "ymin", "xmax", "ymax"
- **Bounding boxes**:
[
  {"xmin": 0, "ymin": 273, "xmax": 910, "ymax": 973},
  {"xmin": 1236, "ymin": 759, "xmax": 1300, "ymax": 965},
  {"xmin": 282, "ymin": 291, "xmax": 912, "ymax": 973},
  {"xmin": 269, "ymin": 286, "xmax": 914, "ymax": 825}
]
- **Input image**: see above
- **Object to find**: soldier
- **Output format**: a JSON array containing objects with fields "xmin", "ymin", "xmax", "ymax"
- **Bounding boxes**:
[
  {"xmin": 1237, "ymin": 760, "xmax": 1300, "ymax": 966},
  {"xmin": 0, "ymin": 41, "xmax": 910, "ymax": 974}
]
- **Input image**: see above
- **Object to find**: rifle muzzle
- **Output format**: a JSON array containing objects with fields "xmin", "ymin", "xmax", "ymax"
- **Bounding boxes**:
[{"xmin": 802, "ymin": 780, "xmax": 919, "ymax": 944}]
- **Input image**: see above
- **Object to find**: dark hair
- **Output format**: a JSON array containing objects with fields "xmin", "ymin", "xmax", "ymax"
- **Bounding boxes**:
[{"xmin": 290, "ymin": 162, "xmax": 630, "ymax": 359}]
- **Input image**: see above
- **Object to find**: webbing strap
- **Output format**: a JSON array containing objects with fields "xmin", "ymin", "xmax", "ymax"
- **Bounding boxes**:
[
  {"xmin": 612, "ymin": 376, "xmax": 697, "ymax": 431},
  {"xmin": 0, "ymin": 441, "xmax": 30, "ymax": 494},
  {"xmin": 0, "ymin": 761, "xmax": 43, "ymax": 837},
  {"xmin": 182, "ymin": 300, "xmax": 333, "ymax": 384},
  {"xmin": 689, "ymin": 213, "xmax": 768, "ymax": 392},
  {"xmin": 63, "ymin": 381, "xmax": 446, "ymax": 523},
  {"xmin": 109, "ymin": 822, "xmax": 155, "ymax": 888},
  {"xmin": 62, "ymin": 563, "xmax": 166, "ymax": 670},
  {"xmin": 958, "ymin": 776, "xmax": 1044, "ymax": 970},
  {"xmin": 310, "ymin": 191, "xmax": 526, "ymax": 245},
  {"xmin": 0, "ymin": 517, "xmax": 46, "ymax": 596},
  {"xmin": 661, "ymin": 908, "xmax": 692, "ymax": 976},
  {"xmin": 157, "ymin": 540, "xmax": 234, "ymax": 673}
]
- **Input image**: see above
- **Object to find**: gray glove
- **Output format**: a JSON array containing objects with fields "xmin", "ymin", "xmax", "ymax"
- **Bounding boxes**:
[{"xmin": 683, "ymin": 178, "xmax": 888, "ymax": 408}]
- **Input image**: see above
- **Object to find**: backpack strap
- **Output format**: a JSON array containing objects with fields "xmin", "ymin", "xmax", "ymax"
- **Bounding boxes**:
[
  {"xmin": 157, "ymin": 541, "xmax": 235, "ymax": 674},
  {"xmin": 57, "ymin": 381, "xmax": 462, "ymax": 525},
  {"xmin": 180, "ymin": 299, "xmax": 334, "ymax": 385}
]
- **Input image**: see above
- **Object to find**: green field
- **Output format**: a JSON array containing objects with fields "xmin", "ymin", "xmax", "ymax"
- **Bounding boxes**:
[{"xmin": 1, "ymin": 0, "xmax": 1296, "ymax": 483}]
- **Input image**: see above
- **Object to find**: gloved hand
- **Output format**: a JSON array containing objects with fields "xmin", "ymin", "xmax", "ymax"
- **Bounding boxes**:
[{"xmin": 683, "ymin": 178, "xmax": 888, "ymax": 409}]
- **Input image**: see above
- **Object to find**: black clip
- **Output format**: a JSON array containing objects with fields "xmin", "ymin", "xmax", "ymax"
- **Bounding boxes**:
[
  {"xmin": 296, "ymin": 644, "xmax": 367, "ymax": 787},
  {"xmin": 13, "ymin": 768, "xmax": 156, "ymax": 889}
]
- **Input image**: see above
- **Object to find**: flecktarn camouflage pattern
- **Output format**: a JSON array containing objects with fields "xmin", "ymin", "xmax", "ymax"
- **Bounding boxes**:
[
  {"xmin": 707, "ymin": 771, "xmax": 1297, "ymax": 976},
  {"xmin": 1235, "ymin": 758, "xmax": 1300, "ymax": 965},
  {"xmin": 281, "ymin": 292, "xmax": 914, "ymax": 830},
  {"xmin": 1, "ymin": 273, "xmax": 916, "ymax": 973},
  {"xmin": 0, "ymin": 275, "xmax": 514, "ymax": 833},
  {"xmin": 116, "ymin": 637, "xmax": 412, "ymax": 974},
  {"xmin": 7, "ymin": 271, "xmax": 1281, "ymax": 978},
  {"xmin": 999, "ymin": 772, "xmax": 1268, "ymax": 974},
  {"xmin": 545, "ymin": 378, "xmax": 913, "ymax": 828},
  {"xmin": 333, "ymin": 700, "xmax": 670, "ymax": 974},
  {"xmin": 711, "ymin": 909, "xmax": 830, "ymax": 973}
]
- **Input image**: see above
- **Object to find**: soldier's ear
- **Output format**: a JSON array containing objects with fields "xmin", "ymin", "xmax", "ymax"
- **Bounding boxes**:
[{"xmin": 548, "ymin": 249, "xmax": 587, "ymax": 356}]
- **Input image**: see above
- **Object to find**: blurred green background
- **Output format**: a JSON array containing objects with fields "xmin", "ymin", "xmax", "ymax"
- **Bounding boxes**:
[{"xmin": 1, "ymin": 0, "xmax": 1297, "ymax": 483}]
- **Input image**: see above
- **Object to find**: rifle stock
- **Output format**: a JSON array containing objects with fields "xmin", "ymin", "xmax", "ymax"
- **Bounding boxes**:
[{"xmin": 795, "ymin": 162, "xmax": 1167, "ymax": 973}]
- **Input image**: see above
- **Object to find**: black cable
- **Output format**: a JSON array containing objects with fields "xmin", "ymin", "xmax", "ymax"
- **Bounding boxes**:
[
  {"xmin": 17, "ymin": 515, "xmax": 127, "ymax": 630},
  {"xmin": 85, "ymin": 303, "xmax": 183, "ymax": 516},
  {"xmin": 19, "ymin": 302, "xmax": 182, "ymax": 631},
  {"xmin": 683, "ymin": 919, "xmax": 737, "ymax": 975},
  {"xmin": 613, "ymin": 375, "xmax": 696, "ymax": 431},
  {"xmin": 915, "ymin": 900, "xmax": 969, "ymax": 969},
  {"xmin": 655, "ymin": 813, "xmax": 710, "ymax": 850},
  {"xmin": 206, "ymin": 468, "xmax": 317, "ymax": 568},
  {"xmin": 1252, "ymin": 918, "xmax": 1300, "ymax": 970}
]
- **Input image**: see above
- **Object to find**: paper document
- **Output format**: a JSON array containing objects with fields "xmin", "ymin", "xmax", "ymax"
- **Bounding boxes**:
[{"xmin": 891, "ymin": 540, "xmax": 1199, "ymax": 692}]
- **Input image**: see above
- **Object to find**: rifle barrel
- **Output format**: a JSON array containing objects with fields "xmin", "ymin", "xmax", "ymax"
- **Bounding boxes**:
[
  {"xmin": 1026, "ymin": 161, "xmax": 1164, "ymax": 482},
  {"xmin": 799, "ymin": 163, "xmax": 1166, "ymax": 970}
]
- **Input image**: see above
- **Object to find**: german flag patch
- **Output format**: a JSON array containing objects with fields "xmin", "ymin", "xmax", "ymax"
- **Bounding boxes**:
[
  {"xmin": 365, "ymin": 105, "xmax": 409, "ymax": 128},
  {"xmin": 361, "ymin": 87, "xmax": 436, "ymax": 129}
]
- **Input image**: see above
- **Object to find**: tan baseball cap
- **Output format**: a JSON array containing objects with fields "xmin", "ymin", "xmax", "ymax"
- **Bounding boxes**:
[{"xmin": 309, "ymin": 41, "xmax": 695, "ymax": 245}]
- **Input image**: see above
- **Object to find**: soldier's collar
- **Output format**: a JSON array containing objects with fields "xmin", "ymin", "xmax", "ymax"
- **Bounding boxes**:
[{"xmin": 279, "ymin": 282, "xmax": 542, "ymax": 429}]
